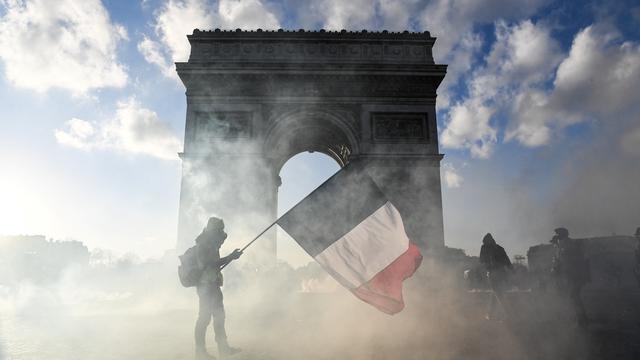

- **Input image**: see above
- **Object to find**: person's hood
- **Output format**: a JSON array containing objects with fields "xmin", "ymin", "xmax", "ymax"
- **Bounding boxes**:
[
  {"xmin": 206, "ymin": 217, "xmax": 225, "ymax": 232},
  {"xmin": 196, "ymin": 229, "xmax": 227, "ymax": 245},
  {"xmin": 482, "ymin": 233, "xmax": 496, "ymax": 246}
]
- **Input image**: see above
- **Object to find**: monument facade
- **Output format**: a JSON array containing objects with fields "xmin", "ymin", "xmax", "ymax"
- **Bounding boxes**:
[{"xmin": 176, "ymin": 29, "xmax": 447, "ymax": 261}]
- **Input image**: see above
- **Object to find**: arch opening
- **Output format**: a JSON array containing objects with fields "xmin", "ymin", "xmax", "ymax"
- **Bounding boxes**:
[{"xmin": 276, "ymin": 151, "xmax": 340, "ymax": 268}]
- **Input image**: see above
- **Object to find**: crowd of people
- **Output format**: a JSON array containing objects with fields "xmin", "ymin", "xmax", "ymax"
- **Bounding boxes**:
[{"xmin": 478, "ymin": 227, "xmax": 640, "ymax": 327}]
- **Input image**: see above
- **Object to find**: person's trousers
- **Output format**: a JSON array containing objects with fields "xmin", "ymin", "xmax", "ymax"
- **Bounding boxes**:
[
  {"xmin": 195, "ymin": 285, "xmax": 227, "ymax": 348},
  {"xmin": 487, "ymin": 270, "xmax": 508, "ymax": 318}
]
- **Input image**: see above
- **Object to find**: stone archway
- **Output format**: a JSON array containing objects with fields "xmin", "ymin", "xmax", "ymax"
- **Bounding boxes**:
[
  {"xmin": 176, "ymin": 29, "xmax": 447, "ymax": 262},
  {"xmin": 264, "ymin": 108, "xmax": 358, "ymax": 172}
]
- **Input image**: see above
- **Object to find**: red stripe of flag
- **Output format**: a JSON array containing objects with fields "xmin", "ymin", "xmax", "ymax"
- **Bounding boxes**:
[{"xmin": 351, "ymin": 242, "xmax": 423, "ymax": 315}]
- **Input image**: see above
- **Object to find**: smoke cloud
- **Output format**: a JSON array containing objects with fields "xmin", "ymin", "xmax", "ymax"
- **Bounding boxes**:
[{"xmin": 0, "ymin": 240, "xmax": 603, "ymax": 359}]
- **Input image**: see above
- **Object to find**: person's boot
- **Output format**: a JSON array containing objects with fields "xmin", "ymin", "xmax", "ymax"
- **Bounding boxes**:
[
  {"xmin": 195, "ymin": 346, "xmax": 216, "ymax": 360},
  {"xmin": 217, "ymin": 340, "xmax": 241, "ymax": 357}
]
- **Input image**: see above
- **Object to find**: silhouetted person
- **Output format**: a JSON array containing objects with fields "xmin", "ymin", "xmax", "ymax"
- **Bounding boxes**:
[
  {"xmin": 550, "ymin": 227, "xmax": 590, "ymax": 327},
  {"xmin": 634, "ymin": 227, "xmax": 640, "ymax": 287},
  {"xmin": 479, "ymin": 233, "xmax": 512, "ymax": 320},
  {"xmin": 194, "ymin": 217, "xmax": 242, "ymax": 359}
]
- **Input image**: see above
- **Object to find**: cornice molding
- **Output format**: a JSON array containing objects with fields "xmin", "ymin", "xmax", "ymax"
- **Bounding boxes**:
[
  {"xmin": 189, "ymin": 28, "xmax": 434, "ymax": 40},
  {"xmin": 184, "ymin": 28, "xmax": 443, "ymax": 66}
]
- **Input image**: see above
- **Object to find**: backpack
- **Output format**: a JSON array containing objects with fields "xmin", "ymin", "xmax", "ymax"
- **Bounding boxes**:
[{"xmin": 178, "ymin": 246, "xmax": 202, "ymax": 287}]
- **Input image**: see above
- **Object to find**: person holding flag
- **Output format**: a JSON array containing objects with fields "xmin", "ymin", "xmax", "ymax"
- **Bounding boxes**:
[{"xmin": 191, "ymin": 217, "xmax": 242, "ymax": 359}]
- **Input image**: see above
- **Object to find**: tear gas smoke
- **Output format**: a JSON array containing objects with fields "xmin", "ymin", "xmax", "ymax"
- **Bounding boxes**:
[{"xmin": 0, "ymin": 242, "xmax": 608, "ymax": 359}]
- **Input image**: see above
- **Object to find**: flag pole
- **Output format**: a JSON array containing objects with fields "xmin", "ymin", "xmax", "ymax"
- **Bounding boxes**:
[
  {"xmin": 240, "ymin": 219, "xmax": 279, "ymax": 253},
  {"xmin": 219, "ymin": 219, "xmax": 278, "ymax": 270}
]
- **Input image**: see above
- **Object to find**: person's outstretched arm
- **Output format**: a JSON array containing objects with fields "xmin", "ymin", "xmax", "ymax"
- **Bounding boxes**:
[{"xmin": 218, "ymin": 249, "xmax": 243, "ymax": 269}]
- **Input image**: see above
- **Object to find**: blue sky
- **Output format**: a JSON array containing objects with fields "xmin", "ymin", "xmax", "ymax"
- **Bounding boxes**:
[{"xmin": 0, "ymin": 0, "xmax": 639, "ymax": 262}]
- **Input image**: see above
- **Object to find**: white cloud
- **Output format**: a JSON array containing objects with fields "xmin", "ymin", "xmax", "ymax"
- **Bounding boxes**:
[
  {"xmin": 153, "ymin": 0, "xmax": 217, "ymax": 63},
  {"xmin": 507, "ymin": 89, "xmax": 553, "ymax": 147},
  {"xmin": 218, "ymin": 0, "xmax": 280, "ymax": 28},
  {"xmin": 551, "ymin": 25, "xmax": 640, "ymax": 116},
  {"xmin": 140, "ymin": 0, "xmax": 279, "ymax": 78},
  {"xmin": 55, "ymin": 99, "xmax": 182, "ymax": 160},
  {"xmin": 54, "ymin": 118, "xmax": 97, "ymax": 150},
  {"xmin": 420, "ymin": 0, "xmax": 550, "ymax": 115},
  {"xmin": 487, "ymin": 20, "xmax": 561, "ymax": 84},
  {"xmin": 441, "ymin": 20, "xmax": 560, "ymax": 155},
  {"xmin": 0, "ymin": 0, "xmax": 128, "ymax": 94},
  {"xmin": 277, "ymin": 0, "xmax": 421, "ymax": 33},
  {"xmin": 378, "ymin": 0, "xmax": 420, "ymax": 31},
  {"xmin": 508, "ymin": 24, "xmax": 640, "ymax": 147},
  {"xmin": 138, "ymin": 36, "xmax": 175, "ymax": 78},
  {"xmin": 442, "ymin": 163, "xmax": 463, "ymax": 188},
  {"xmin": 444, "ymin": 21, "xmax": 640, "ymax": 153},
  {"xmin": 466, "ymin": 20, "xmax": 561, "ymax": 105},
  {"xmin": 420, "ymin": 0, "xmax": 549, "ymax": 60},
  {"xmin": 436, "ymin": 31, "xmax": 483, "ymax": 109},
  {"xmin": 441, "ymin": 99, "xmax": 496, "ymax": 158},
  {"xmin": 317, "ymin": 0, "xmax": 377, "ymax": 30}
]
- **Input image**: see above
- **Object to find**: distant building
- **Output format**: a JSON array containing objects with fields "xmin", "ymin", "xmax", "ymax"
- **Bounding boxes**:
[{"xmin": 0, "ymin": 235, "xmax": 89, "ymax": 284}]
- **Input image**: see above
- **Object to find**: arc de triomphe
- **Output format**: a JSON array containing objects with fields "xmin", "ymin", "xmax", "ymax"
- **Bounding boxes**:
[{"xmin": 176, "ymin": 29, "xmax": 447, "ymax": 262}]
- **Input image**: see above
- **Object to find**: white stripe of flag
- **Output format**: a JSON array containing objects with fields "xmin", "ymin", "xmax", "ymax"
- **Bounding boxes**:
[{"xmin": 277, "ymin": 164, "xmax": 422, "ymax": 314}]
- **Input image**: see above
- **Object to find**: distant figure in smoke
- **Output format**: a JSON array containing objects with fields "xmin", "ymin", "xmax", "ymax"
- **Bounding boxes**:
[
  {"xmin": 479, "ymin": 233, "xmax": 512, "ymax": 320},
  {"xmin": 194, "ymin": 217, "xmax": 242, "ymax": 359},
  {"xmin": 550, "ymin": 227, "xmax": 590, "ymax": 327},
  {"xmin": 634, "ymin": 227, "xmax": 640, "ymax": 287}
]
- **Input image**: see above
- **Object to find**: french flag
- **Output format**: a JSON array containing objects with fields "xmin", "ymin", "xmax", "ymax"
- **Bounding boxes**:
[{"xmin": 277, "ymin": 164, "xmax": 423, "ymax": 315}]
